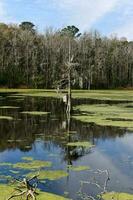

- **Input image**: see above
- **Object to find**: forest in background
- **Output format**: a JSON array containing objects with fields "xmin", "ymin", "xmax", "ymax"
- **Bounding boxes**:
[{"xmin": 0, "ymin": 22, "xmax": 133, "ymax": 89}]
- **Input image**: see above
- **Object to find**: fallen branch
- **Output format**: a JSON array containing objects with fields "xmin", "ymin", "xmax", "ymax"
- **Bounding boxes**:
[
  {"xmin": 7, "ymin": 174, "xmax": 39, "ymax": 200},
  {"xmin": 78, "ymin": 169, "xmax": 110, "ymax": 200}
]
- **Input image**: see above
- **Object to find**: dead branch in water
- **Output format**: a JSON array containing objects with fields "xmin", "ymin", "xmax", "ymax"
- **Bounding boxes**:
[
  {"xmin": 78, "ymin": 169, "xmax": 110, "ymax": 200},
  {"xmin": 7, "ymin": 174, "xmax": 39, "ymax": 200}
]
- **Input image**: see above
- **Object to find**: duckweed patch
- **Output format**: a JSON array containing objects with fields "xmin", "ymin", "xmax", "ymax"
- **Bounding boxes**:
[
  {"xmin": 27, "ymin": 170, "xmax": 68, "ymax": 180},
  {"xmin": 0, "ymin": 106, "xmax": 19, "ymax": 109},
  {"xmin": 68, "ymin": 165, "xmax": 90, "ymax": 171},
  {"xmin": 13, "ymin": 160, "xmax": 52, "ymax": 170},
  {"xmin": 9, "ymin": 170, "xmax": 20, "ymax": 174},
  {"xmin": 21, "ymin": 156, "xmax": 34, "ymax": 161},
  {"xmin": 102, "ymin": 192, "xmax": 133, "ymax": 200},
  {"xmin": 0, "ymin": 116, "xmax": 13, "ymax": 120},
  {"xmin": 67, "ymin": 141, "xmax": 94, "ymax": 148},
  {"xmin": 0, "ymin": 162, "xmax": 13, "ymax": 167},
  {"xmin": 21, "ymin": 111, "xmax": 49, "ymax": 116},
  {"xmin": 73, "ymin": 104, "xmax": 133, "ymax": 129}
]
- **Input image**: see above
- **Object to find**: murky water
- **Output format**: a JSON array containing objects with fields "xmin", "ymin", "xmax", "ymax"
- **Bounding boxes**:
[{"xmin": 0, "ymin": 93, "xmax": 133, "ymax": 199}]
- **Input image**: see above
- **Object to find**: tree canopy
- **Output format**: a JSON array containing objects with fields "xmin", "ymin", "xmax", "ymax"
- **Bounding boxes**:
[
  {"xmin": 60, "ymin": 25, "xmax": 81, "ymax": 38},
  {"xmin": 0, "ymin": 22, "xmax": 132, "ymax": 89}
]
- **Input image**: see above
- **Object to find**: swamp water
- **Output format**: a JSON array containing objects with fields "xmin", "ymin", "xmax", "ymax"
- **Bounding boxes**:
[{"xmin": 0, "ymin": 93, "xmax": 133, "ymax": 199}]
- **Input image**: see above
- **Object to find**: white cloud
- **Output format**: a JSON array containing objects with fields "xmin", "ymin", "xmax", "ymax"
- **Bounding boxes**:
[
  {"xmin": 52, "ymin": 0, "xmax": 121, "ymax": 30},
  {"xmin": 0, "ymin": 0, "xmax": 133, "ymax": 40},
  {"xmin": 111, "ymin": 0, "xmax": 133, "ymax": 40},
  {"xmin": 52, "ymin": 0, "xmax": 133, "ymax": 40}
]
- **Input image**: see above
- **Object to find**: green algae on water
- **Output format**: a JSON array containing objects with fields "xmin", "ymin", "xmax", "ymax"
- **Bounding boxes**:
[
  {"xmin": 0, "ymin": 116, "xmax": 13, "ymax": 120},
  {"xmin": 102, "ymin": 192, "xmax": 133, "ymax": 200},
  {"xmin": 13, "ymin": 160, "xmax": 52, "ymax": 170},
  {"xmin": 9, "ymin": 170, "xmax": 20, "ymax": 174},
  {"xmin": 67, "ymin": 141, "xmax": 94, "ymax": 148},
  {"xmin": 21, "ymin": 111, "xmax": 49, "ymax": 116},
  {"xmin": 21, "ymin": 156, "xmax": 34, "ymax": 161},
  {"xmin": 68, "ymin": 165, "xmax": 90, "ymax": 171},
  {"xmin": 0, "ymin": 162, "xmax": 13, "ymax": 167},
  {"xmin": 27, "ymin": 170, "xmax": 68, "ymax": 181},
  {"xmin": 0, "ymin": 106, "xmax": 19, "ymax": 109},
  {"xmin": 73, "ymin": 103, "xmax": 133, "ymax": 129}
]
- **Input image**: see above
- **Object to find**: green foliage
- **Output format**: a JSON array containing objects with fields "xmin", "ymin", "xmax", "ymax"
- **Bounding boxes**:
[
  {"xmin": 0, "ymin": 22, "xmax": 132, "ymax": 89},
  {"xmin": 19, "ymin": 21, "xmax": 35, "ymax": 33},
  {"xmin": 60, "ymin": 25, "xmax": 81, "ymax": 38}
]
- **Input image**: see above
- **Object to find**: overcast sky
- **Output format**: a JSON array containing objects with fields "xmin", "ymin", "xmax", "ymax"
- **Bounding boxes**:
[{"xmin": 0, "ymin": 0, "xmax": 133, "ymax": 40}]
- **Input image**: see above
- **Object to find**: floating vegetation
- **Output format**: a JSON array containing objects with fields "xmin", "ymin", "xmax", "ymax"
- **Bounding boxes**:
[
  {"xmin": 0, "ymin": 162, "xmax": 12, "ymax": 167},
  {"xmin": 0, "ymin": 106, "xmax": 19, "ymax": 109},
  {"xmin": 102, "ymin": 192, "xmax": 133, "ymax": 200},
  {"xmin": 68, "ymin": 165, "xmax": 90, "ymax": 171},
  {"xmin": 73, "ymin": 104, "xmax": 133, "ymax": 129},
  {"xmin": 9, "ymin": 170, "xmax": 19, "ymax": 174},
  {"xmin": 7, "ymin": 139, "xmax": 25, "ymax": 143},
  {"xmin": 27, "ymin": 170, "xmax": 68, "ymax": 180},
  {"xmin": 0, "ymin": 184, "xmax": 69, "ymax": 200},
  {"xmin": 13, "ymin": 160, "xmax": 52, "ymax": 170},
  {"xmin": 67, "ymin": 141, "xmax": 94, "ymax": 148},
  {"xmin": 21, "ymin": 156, "xmax": 34, "ymax": 161},
  {"xmin": 6, "ymin": 95, "xmax": 24, "ymax": 98},
  {"xmin": 0, "ymin": 116, "xmax": 13, "ymax": 120},
  {"xmin": 21, "ymin": 111, "xmax": 49, "ymax": 116}
]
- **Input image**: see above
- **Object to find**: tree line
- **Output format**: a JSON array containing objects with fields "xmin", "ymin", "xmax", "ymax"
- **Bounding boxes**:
[{"xmin": 0, "ymin": 22, "xmax": 133, "ymax": 89}]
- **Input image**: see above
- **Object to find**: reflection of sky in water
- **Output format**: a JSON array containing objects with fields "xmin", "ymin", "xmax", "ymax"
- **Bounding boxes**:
[{"xmin": 0, "ymin": 94, "xmax": 133, "ymax": 199}]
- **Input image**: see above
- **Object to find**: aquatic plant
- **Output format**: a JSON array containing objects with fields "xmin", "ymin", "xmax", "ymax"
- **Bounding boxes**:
[
  {"xmin": 27, "ymin": 170, "xmax": 68, "ymax": 180},
  {"xmin": 13, "ymin": 160, "xmax": 52, "ymax": 170},
  {"xmin": 67, "ymin": 165, "xmax": 90, "ymax": 171},
  {"xmin": 0, "ymin": 106, "xmax": 19, "ymax": 109},
  {"xmin": 21, "ymin": 111, "xmax": 49, "ymax": 116},
  {"xmin": 21, "ymin": 156, "xmax": 34, "ymax": 161},
  {"xmin": 67, "ymin": 141, "xmax": 94, "ymax": 148},
  {"xmin": 0, "ymin": 116, "xmax": 13, "ymax": 120},
  {"xmin": 73, "ymin": 103, "xmax": 133, "ymax": 129}
]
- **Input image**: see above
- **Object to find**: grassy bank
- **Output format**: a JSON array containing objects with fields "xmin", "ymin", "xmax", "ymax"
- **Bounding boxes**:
[{"xmin": 0, "ymin": 89, "xmax": 132, "ymax": 102}]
